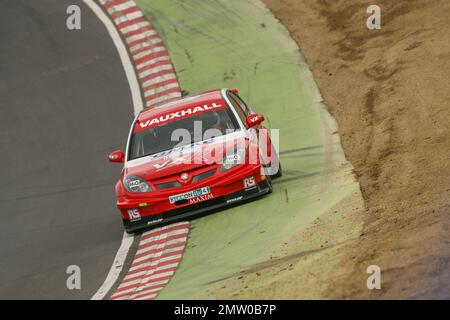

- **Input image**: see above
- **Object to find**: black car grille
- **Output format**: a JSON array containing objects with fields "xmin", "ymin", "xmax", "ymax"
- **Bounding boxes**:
[
  {"xmin": 155, "ymin": 181, "xmax": 182, "ymax": 190},
  {"xmin": 192, "ymin": 169, "xmax": 216, "ymax": 183}
]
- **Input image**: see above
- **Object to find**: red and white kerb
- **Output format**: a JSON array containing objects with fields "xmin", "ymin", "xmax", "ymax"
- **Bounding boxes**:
[
  {"xmin": 97, "ymin": 0, "xmax": 188, "ymax": 300},
  {"xmin": 98, "ymin": 0, "xmax": 182, "ymax": 109},
  {"xmin": 110, "ymin": 222, "xmax": 190, "ymax": 300}
]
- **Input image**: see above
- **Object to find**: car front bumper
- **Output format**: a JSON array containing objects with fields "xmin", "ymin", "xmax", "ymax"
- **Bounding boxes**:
[{"xmin": 122, "ymin": 178, "xmax": 271, "ymax": 233}]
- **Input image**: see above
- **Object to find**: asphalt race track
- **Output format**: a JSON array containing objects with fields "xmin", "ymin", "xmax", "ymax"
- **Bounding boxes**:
[{"xmin": 0, "ymin": 0, "xmax": 133, "ymax": 299}]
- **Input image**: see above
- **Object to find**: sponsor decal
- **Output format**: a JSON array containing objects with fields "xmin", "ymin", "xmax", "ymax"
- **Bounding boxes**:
[
  {"xmin": 169, "ymin": 187, "xmax": 211, "ymax": 204},
  {"xmin": 152, "ymin": 145, "xmax": 203, "ymax": 169},
  {"xmin": 243, "ymin": 176, "xmax": 256, "ymax": 188},
  {"xmin": 128, "ymin": 209, "xmax": 141, "ymax": 222},
  {"xmin": 138, "ymin": 103, "xmax": 224, "ymax": 130},
  {"xmin": 158, "ymin": 144, "xmax": 203, "ymax": 159},
  {"xmin": 226, "ymin": 196, "xmax": 243, "ymax": 204},
  {"xmin": 153, "ymin": 156, "xmax": 191, "ymax": 170},
  {"xmin": 147, "ymin": 218, "xmax": 163, "ymax": 225},
  {"xmin": 189, "ymin": 193, "xmax": 214, "ymax": 204},
  {"xmin": 139, "ymin": 203, "xmax": 148, "ymax": 207},
  {"xmin": 124, "ymin": 132, "xmax": 244, "ymax": 169}
]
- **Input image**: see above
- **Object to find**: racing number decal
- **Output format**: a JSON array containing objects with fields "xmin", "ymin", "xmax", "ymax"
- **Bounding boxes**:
[{"xmin": 128, "ymin": 209, "xmax": 141, "ymax": 221}]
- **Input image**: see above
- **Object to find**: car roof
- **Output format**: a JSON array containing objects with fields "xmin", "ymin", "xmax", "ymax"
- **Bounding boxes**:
[{"xmin": 137, "ymin": 89, "xmax": 226, "ymax": 122}]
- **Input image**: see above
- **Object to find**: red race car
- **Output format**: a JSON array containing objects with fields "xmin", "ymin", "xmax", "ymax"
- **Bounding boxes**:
[{"xmin": 109, "ymin": 89, "xmax": 282, "ymax": 233}]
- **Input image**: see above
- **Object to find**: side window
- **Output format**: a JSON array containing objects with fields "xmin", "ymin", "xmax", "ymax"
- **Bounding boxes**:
[{"xmin": 228, "ymin": 94, "xmax": 247, "ymax": 125}]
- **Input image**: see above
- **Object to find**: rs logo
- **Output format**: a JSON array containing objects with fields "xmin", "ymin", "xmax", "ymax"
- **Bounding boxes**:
[
  {"xmin": 128, "ymin": 209, "xmax": 141, "ymax": 221},
  {"xmin": 243, "ymin": 177, "xmax": 256, "ymax": 188}
]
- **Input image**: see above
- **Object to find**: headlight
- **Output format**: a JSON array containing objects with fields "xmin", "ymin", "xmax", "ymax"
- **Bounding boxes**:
[
  {"xmin": 221, "ymin": 144, "xmax": 246, "ymax": 172},
  {"xmin": 123, "ymin": 175, "xmax": 152, "ymax": 193}
]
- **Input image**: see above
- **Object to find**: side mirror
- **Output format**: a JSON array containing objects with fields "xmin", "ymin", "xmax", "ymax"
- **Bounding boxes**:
[
  {"xmin": 109, "ymin": 150, "xmax": 125, "ymax": 163},
  {"xmin": 231, "ymin": 88, "xmax": 239, "ymax": 95},
  {"xmin": 245, "ymin": 113, "xmax": 265, "ymax": 128}
]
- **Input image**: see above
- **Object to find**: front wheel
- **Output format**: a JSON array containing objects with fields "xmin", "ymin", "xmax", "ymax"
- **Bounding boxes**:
[
  {"xmin": 265, "ymin": 174, "xmax": 273, "ymax": 194},
  {"xmin": 266, "ymin": 142, "xmax": 282, "ymax": 179},
  {"xmin": 271, "ymin": 161, "xmax": 283, "ymax": 179}
]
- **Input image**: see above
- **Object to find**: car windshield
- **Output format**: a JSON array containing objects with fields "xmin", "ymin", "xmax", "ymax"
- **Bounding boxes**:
[{"xmin": 128, "ymin": 107, "xmax": 240, "ymax": 160}]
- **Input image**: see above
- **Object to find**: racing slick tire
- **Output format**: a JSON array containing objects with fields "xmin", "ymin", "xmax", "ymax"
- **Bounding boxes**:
[
  {"xmin": 267, "ymin": 141, "xmax": 282, "ymax": 179},
  {"xmin": 271, "ymin": 160, "xmax": 283, "ymax": 179},
  {"xmin": 266, "ymin": 174, "xmax": 274, "ymax": 194}
]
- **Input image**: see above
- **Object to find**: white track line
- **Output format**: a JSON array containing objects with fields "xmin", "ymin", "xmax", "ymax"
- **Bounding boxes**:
[{"xmin": 84, "ymin": 0, "xmax": 143, "ymax": 300}]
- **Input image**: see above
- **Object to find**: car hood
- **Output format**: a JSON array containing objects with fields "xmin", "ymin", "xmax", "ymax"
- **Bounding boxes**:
[{"xmin": 123, "ymin": 131, "xmax": 252, "ymax": 180}]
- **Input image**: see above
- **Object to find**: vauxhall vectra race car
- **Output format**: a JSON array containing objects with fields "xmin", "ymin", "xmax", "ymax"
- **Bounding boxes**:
[{"xmin": 109, "ymin": 89, "xmax": 281, "ymax": 233}]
